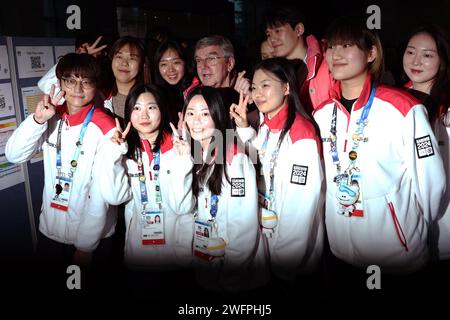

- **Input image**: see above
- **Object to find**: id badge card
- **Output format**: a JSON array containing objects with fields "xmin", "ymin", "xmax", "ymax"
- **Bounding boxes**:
[
  {"xmin": 141, "ymin": 209, "xmax": 165, "ymax": 245},
  {"xmin": 50, "ymin": 175, "xmax": 72, "ymax": 212},
  {"xmin": 193, "ymin": 219, "xmax": 213, "ymax": 261},
  {"xmin": 351, "ymin": 173, "xmax": 364, "ymax": 217}
]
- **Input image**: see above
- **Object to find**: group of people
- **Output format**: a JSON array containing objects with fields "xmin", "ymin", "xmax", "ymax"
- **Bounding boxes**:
[{"xmin": 5, "ymin": 6, "xmax": 450, "ymax": 299}]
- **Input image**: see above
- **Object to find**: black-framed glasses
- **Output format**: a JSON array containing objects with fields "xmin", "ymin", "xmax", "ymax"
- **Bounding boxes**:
[
  {"xmin": 61, "ymin": 77, "xmax": 95, "ymax": 90},
  {"xmin": 194, "ymin": 55, "xmax": 225, "ymax": 67}
]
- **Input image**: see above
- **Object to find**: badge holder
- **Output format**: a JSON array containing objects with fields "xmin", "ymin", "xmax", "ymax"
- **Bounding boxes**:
[
  {"xmin": 193, "ymin": 218, "xmax": 226, "ymax": 261},
  {"xmin": 50, "ymin": 175, "xmax": 73, "ymax": 212},
  {"xmin": 140, "ymin": 209, "xmax": 165, "ymax": 245},
  {"xmin": 258, "ymin": 192, "xmax": 278, "ymax": 238}
]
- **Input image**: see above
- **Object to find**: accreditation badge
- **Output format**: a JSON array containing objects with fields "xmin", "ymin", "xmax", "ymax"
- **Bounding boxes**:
[
  {"xmin": 50, "ymin": 175, "xmax": 72, "ymax": 212},
  {"xmin": 193, "ymin": 219, "xmax": 214, "ymax": 261},
  {"xmin": 141, "ymin": 209, "xmax": 165, "ymax": 245}
]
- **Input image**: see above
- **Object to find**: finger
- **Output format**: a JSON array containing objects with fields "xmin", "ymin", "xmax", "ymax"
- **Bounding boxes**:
[
  {"xmin": 238, "ymin": 90, "xmax": 244, "ymax": 107},
  {"xmin": 122, "ymin": 121, "xmax": 132, "ymax": 137},
  {"xmin": 52, "ymin": 90, "xmax": 65, "ymax": 105},
  {"xmin": 237, "ymin": 70, "xmax": 246, "ymax": 79},
  {"xmin": 49, "ymin": 84, "xmax": 55, "ymax": 99},
  {"xmin": 91, "ymin": 44, "xmax": 107, "ymax": 54},
  {"xmin": 243, "ymin": 94, "xmax": 250, "ymax": 108},
  {"xmin": 170, "ymin": 122, "xmax": 179, "ymax": 137},
  {"xmin": 181, "ymin": 122, "xmax": 187, "ymax": 141},
  {"xmin": 115, "ymin": 118, "xmax": 123, "ymax": 132},
  {"xmin": 43, "ymin": 94, "xmax": 50, "ymax": 109},
  {"xmin": 91, "ymin": 36, "xmax": 103, "ymax": 49},
  {"xmin": 178, "ymin": 112, "xmax": 183, "ymax": 122}
]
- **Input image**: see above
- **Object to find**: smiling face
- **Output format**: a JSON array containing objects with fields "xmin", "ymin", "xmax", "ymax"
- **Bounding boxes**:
[
  {"xmin": 195, "ymin": 45, "xmax": 234, "ymax": 88},
  {"xmin": 251, "ymin": 69, "xmax": 289, "ymax": 118},
  {"xmin": 403, "ymin": 32, "xmax": 440, "ymax": 94},
  {"xmin": 59, "ymin": 75, "xmax": 96, "ymax": 114},
  {"xmin": 112, "ymin": 44, "xmax": 142, "ymax": 86},
  {"xmin": 158, "ymin": 48, "xmax": 186, "ymax": 85},
  {"xmin": 266, "ymin": 23, "xmax": 301, "ymax": 59},
  {"xmin": 130, "ymin": 92, "xmax": 161, "ymax": 141},
  {"xmin": 184, "ymin": 94, "xmax": 216, "ymax": 149}
]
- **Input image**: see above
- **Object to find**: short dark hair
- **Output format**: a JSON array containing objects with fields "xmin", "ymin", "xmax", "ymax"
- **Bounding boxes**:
[
  {"xmin": 265, "ymin": 6, "xmax": 306, "ymax": 30},
  {"xmin": 55, "ymin": 53, "xmax": 100, "ymax": 84}
]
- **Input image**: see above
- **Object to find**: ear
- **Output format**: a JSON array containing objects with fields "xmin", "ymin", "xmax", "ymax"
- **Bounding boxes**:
[
  {"xmin": 367, "ymin": 45, "xmax": 377, "ymax": 63},
  {"xmin": 227, "ymin": 56, "xmax": 235, "ymax": 72},
  {"xmin": 294, "ymin": 23, "xmax": 305, "ymax": 38},
  {"xmin": 284, "ymin": 82, "xmax": 290, "ymax": 96}
]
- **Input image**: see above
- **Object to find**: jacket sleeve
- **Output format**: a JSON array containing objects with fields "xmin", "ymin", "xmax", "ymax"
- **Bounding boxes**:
[
  {"xmin": 96, "ymin": 139, "xmax": 132, "ymax": 206},
  {"xmin": 74, "ymin": 128, "xmax": 125, "ymax": 251},
  {"xmin": 5, "ymin": 114, "xmax": 47, "ymax": 163},
  {"xmin": 271, "ymin": 138, "xmax": 325, "ymax": 277},
  {"xmin": 220, "ymin": 153, "xmax": 259, "ymax": 289},
  {"xmin": 38, "ymin": 64, "xmax": 65, "ymax": 105},
  {"xmin": 404, "ymin": 105, "xmax": 446, "ymax": 223},
  {"xmin": 165, "ymin": 152, "xmax": 195, "ymax": 215}
]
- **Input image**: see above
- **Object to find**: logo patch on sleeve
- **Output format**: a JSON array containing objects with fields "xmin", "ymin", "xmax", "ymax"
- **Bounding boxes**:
[
  {"xmin": 231, "ymin": 178, "xmax": 245, "ymax": 197},
  {"xmin": 291, "ymin": 165, "xmax": 308, "ymax": 185},
  {"xmin": 415, "ymin": 135, "xmax": 435, "ymax": 159}
]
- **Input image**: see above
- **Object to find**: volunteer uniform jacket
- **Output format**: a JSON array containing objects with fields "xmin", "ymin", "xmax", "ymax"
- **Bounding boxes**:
[
  {"xmin": 434, "ymin": 106, "xmax": 450, "ymax": 259},
  {"xmin": 193, "ymin": 148, "xmax": 259, "ymax": 292},
  {"xmin": 237, "ymin": 104, "xmax": 325, "ymax": 282},
  {"xmin": 98, "ymin": 133, "xmax": 195, "ymax": 270},
  {"xmin": 5, "ymin": 104, "xmax": 117, "ymax": 251},
  {"xmin": 313, "ymin": 77, "xmax": 446, "ymax": 273},
  {"xmin": 300, "ymin": 35, "xmax": 334, "ymax": 113}
]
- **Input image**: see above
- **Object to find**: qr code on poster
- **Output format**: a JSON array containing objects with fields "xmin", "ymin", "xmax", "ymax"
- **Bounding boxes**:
[
  {"xmin": 0, "ymin": 96, "xmax": 5, "ymax": 111},
  {"xmin": 30, "ymin": 56, "xmax": 42, "ymax": 69}
]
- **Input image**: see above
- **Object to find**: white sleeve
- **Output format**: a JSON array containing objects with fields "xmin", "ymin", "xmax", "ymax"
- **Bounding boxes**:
[
  {"xmin": 97, "ymin": 139, "xmax": 132, "ymax": 205},
  {"xmin": 38, "ymin": 64, "xmax": 65, "ymax": 105},
  {"xmin": 74, "ymin": 128, "xmax": 121, "ymax": 251},
  {"xmin": 404, "ymin": 105, "xmax": 446, "ymax": 223},
  {"xmin": 165, "ymin": 152, "xmax": 195, "ymax": 215},
  {"xmin": 272, "ymin": 138, "xmax": 325, "ymax": 275},
  {"xmin": 220, "ymin": 154, "xmax": 259, "ymax": 286},
  {"xmin": 235, "ymin": 126, "xmax": 256, "ymax": 144},
  {"xmin": 5, "ymin": 114, "xmax": 48, "ymax": 163}
]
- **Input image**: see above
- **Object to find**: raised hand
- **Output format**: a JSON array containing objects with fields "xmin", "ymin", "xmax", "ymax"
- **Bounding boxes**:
[
  {"xmin": 111, "ymin": 118, "xmax": 131, "ymax": 145},
  {"xmin": 234, "ymin": 71, "xmax": 251, "ymax": 97},
  {"xmin": 229, "ymin": 91, "xmax": 250, "ymax": 128},
  {"xmin": 76, "ymin": 36, "xmax": 107, "ymax": 57},
  {"xmin": 170, "ymin": 122, "xmax": 190, "ymax": 156},
  {"xmin": 34, "ymin": 84, "xmax": 63, "ymax": 124}
]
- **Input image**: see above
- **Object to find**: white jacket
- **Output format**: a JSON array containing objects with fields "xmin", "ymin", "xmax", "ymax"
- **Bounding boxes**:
[
  {"xmin": 97, "ymin": 133, "xmax": 195, "ymax": 270},
  {"xmin": 237, "ymin": 105, "xmax": 325, "ymax": 282},
  {"xmin": 434, "ymin": 107, "xmax": 450, "ymax": 259},
  {"xmin": 5, "ymin": 104, "xmax": 117, "ymax": 251},
  {"xmin": 313, "ymin": 78, "xmax": 446, "ymax": 273},
  {"xmin": 193, "ymin": 149, "xmax": 259, "ymax": 292}
]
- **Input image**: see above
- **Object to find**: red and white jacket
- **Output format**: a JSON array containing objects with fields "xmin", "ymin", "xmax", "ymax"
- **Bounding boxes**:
[
  {"xmin": 300, "ymin": 35, "xmax": 334, "ymax": 113},
  {"xmin": 97, "ymin": 133, "xmax": 195, "ymax": 270},
  {"xmin": 237, "ymin": 104, "xmax": 325, "ymax": 283},
  {"xmin": 6, "ymin": 104, "xmax": 117, "ymax": 252},
  {"xmin": 313, "ymin": 77, "xmax": 446, "ymax": 273}
]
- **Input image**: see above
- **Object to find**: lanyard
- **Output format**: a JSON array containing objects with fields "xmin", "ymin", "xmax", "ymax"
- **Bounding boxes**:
[
  {"xmin": 329, "ymin": 87, "xmax": 376, "ymax": 174},
  {"xmin": 209, "ymin": 194, "xmax": 218, "ymax": 219},
  {"xmin": 137, "ymin": 144, "xmax": 162, "ymax": 210},
  {"xmin": 260, "ymin": 128, "xmax": 283, "ymax": 208},
  {"xmin": 56, "ymin": 106, "xmax": 95, "ymax": 177}
]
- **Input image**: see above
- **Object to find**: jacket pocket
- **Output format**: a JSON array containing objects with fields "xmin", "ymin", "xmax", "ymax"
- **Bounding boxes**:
[{"xmin": 386, "ymin": 196, "xmax": 409, "ymax": 252}]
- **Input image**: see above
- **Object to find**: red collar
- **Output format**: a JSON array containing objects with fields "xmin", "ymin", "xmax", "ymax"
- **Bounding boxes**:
[
  {"xmin": 329, "ymin": 75, "xmax": 373, "ymax": 112},
  {"xmin": 305, "ymin": 35, "xmax": 322, "ymax": 79},
  {"xmin": 140, "ymin": 131, "xmax": 173, "ymax": 164},
  {"xmin": 404, "ymin": 81, "xmax": 413, "ymax": 89},
  {"xmin": 57, "ymin": 102, "xmax": 95, "ymax": 125},
  {"xmin": 261, "ymin": 103, "xmax": 289, "ymax": 131}
]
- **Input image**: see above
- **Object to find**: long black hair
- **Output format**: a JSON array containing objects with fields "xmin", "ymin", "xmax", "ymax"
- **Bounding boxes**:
[
  {"xmin": 124, "ymin": 84, "xmax": 171, "ymax": 161},
  {"xmin": 182, "ymin": 86, "xmax": 233, "ymax": 197},
  {"xmin": 253, "ymin": 57, "xmax": 320, "ymax": 142}
]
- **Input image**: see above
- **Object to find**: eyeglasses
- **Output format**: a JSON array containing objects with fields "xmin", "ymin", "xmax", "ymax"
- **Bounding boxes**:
[
  {"xmin": 194, "ymin": 55, "xmax": 225, "ymax": 67},
  {"xmin": 61, "ymin": 77, "xmax": 95, "ymax": 90}
]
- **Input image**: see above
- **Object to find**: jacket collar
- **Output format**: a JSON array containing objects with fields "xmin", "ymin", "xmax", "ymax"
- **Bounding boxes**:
[
  {"xmin": 140, "ymin": 131, "xmax": 173, "ymax": 163},
  {"xmin": 261, "ymin": 102, "xmax": 288, "ymax": 131},
  {"xmin": 57, "ymin": 102, "xmax": 95, "ymax": 126},
  {"xmin": 305, "ymin": 35, "xmax": 323, "ymax": 80},
  {"xmin": 330, "ymin": 75, "xmax": 373, "ymax": 112}
]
